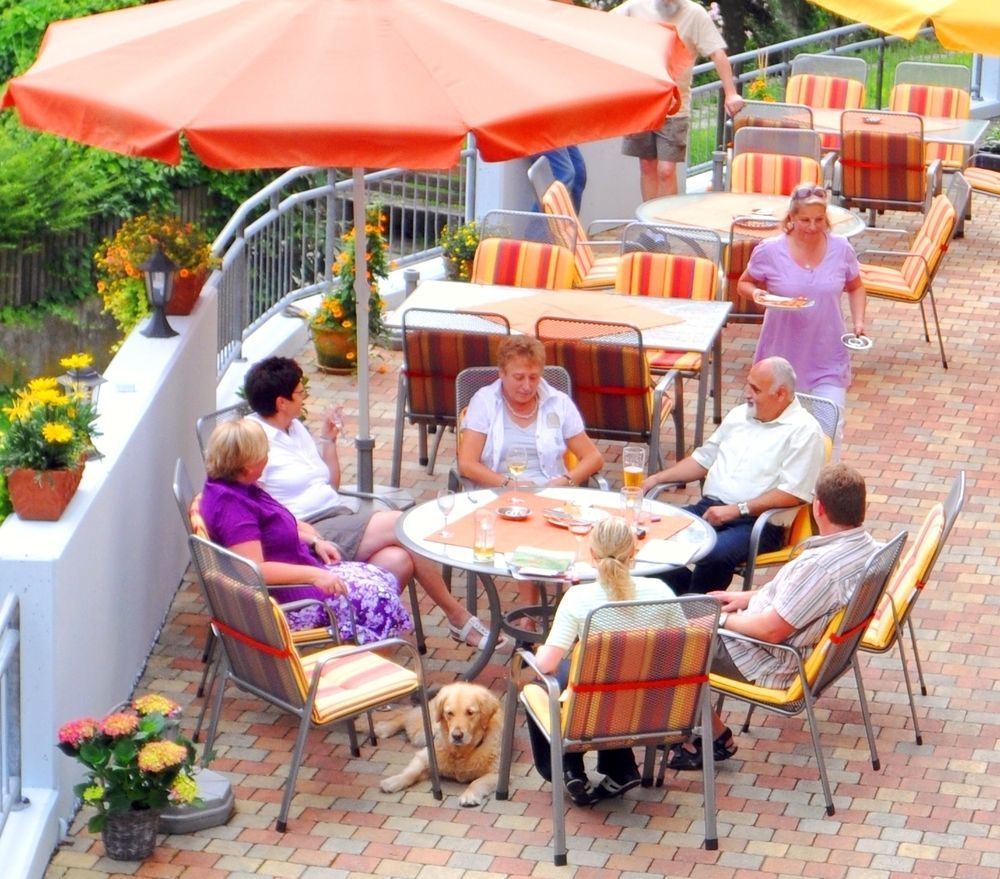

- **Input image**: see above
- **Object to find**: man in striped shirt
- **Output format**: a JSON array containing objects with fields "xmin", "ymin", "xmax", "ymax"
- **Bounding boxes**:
[{"xmin": 666, "ymin": 463, "xmax": 878, "ymax": 771}]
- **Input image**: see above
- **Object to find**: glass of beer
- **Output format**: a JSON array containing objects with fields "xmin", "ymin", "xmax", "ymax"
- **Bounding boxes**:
[
  {"xmin": 622, "ymin": 444, "xmax": 647, "ymax": 489},
  {"xmin": 473, "ymin": 509, "xmax": 497, "ymax": 563}
]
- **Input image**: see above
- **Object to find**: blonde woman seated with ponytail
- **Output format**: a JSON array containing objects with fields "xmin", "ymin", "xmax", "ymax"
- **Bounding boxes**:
[{"xmin": 527, "ymin": 517, "xmax": 676, "ymax": 807}]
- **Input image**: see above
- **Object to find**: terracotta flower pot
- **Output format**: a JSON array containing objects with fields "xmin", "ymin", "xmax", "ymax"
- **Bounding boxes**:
[
  {"xmin": 6, "ymin": 464, "xmax": 84, "ymax": 521},
  {"xmin": 166, "ymin": 269, "xmax": 207, "ymax": 315},
  {"xmin": 312, "ymin": 327, "xmax": 358, "ymax": 374}
]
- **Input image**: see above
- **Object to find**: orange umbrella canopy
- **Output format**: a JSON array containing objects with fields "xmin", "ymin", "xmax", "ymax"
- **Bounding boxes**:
[
  {"xmin": 808, "ymin": 0, "xmax": 997, "ymax": 53},
  {"xmin": 1, "ymin": 0, "xmax": 687, "ymax": 171}
]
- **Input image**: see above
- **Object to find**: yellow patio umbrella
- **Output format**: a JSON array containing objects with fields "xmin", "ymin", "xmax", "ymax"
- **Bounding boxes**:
[{"xmin": 808, "ymin": 0, "xmax": 999, "ymax": 53}]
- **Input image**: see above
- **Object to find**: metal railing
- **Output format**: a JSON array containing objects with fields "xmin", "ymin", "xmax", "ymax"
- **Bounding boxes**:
[
  {"xmin": 0, "ymin": 593, "xmax": 25, "ymax": 837},
  {"xmin": 210, "ymin": 153, "xmax": 476, "ymax": 376}
]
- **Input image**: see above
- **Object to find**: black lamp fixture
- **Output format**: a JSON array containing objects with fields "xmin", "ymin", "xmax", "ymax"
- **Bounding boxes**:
[
  {"xmin": 139, "ymin": 246, "xmax": 179, "ymax": 338},
  {"xmin": 57, "ymin": 363, "xmax": 107, "ymax": 406}
]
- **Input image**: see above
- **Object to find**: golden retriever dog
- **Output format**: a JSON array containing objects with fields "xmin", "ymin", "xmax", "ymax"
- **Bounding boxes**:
[{"xmin": 376, "ymin": 681, "xmax": 502, "ymax": 807}]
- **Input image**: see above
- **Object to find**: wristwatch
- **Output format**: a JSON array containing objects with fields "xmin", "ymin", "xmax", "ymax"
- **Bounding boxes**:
[{"xmin": 737, "ymin": 501, "xmax": 751, "ymax": 517}]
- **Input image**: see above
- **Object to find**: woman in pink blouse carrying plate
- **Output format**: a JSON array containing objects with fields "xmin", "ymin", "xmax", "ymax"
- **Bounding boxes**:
[{"xmin": 737, "ymin": 184, "xmax": 865, "ymax": 456}]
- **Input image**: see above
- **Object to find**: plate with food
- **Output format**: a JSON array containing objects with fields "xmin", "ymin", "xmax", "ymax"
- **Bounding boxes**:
[
  {"xmin": 758, "ymin": 293, "xmax": 814, "ymax": 310},
  {"xmin": 497, "ymin": 505, "xmax": 531, "ymax": 521},
  {"xmin": 541, "ymin": 506, "xmax": 610, "ymax": 528}
]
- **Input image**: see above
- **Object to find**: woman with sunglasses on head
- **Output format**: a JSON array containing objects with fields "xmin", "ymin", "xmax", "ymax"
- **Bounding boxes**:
[{"xmin": 736, "ymin": 184, "xmax": 865, "ymax": 457}]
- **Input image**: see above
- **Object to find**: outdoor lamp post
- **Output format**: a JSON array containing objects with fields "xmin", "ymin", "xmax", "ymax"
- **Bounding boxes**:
[
  {"xmin": 139, "ymin": 246, "xmax": 179, "ymax": 338},
  {"xmin": 57, "ymin": 363, "xmax": 107, "ymax": 406}
]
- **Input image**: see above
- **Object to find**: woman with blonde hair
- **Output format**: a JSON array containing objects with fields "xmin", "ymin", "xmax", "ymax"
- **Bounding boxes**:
[
  {"xmin": 199, "ymin": 418, "xmax": 411, "ymax": 643},
  {"xmin": 527, "ymin": 517, "xmax": 676, "ymax": 806}
]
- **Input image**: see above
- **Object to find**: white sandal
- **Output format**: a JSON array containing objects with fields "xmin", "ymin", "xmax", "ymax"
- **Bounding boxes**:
[{"xmin": 448, "ymin": 616, "xmax": 513, "ymax": 652}]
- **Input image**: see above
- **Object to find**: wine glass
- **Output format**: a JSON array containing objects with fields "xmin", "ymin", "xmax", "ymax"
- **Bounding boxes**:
[
  {"xmin": 329, "ymin": 405, "xmax": 352, "ymax": 444},
  {"xmin": 568, "ymin": 518, "xmax": 594, "ymax": 577},
  {"xmin": 436, "ymin": 488, "xmax": 456, "ymax": 539},
  {"xmin": 505, "ymin": 446, "xmax": 528, "ymax": 505}
]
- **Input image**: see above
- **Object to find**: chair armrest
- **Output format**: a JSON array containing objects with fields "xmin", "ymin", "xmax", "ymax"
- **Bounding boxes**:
[
  {"xmin": 820, "ymin": 152, "xmax": 835, "ymax": 189},
  {"xmin": 717, "ymin": 627, "xmax": 803, "ymax": 660},
  {"xmin": 711, "ymin": 149, "xmax": 728, "ymax": 192},
  {"xmin": 585, "ymin": 219, "xmax": 632, "ymax": 240},
  {"xmin": 926, "ymin": 158, "xmax": 943, "ymax": 199},
  {"xmin": 646, "ymin": 482, "xmax": 690, "ymax": 500},
  {"xmin": 970, "ymin": 151, "xmax": 1000, "ymax": 172},
  {"xmin": 858, "ymin": 249, "xmax": 930, "ymax": 284},
  {"xmin": 277, "ymin": 598, "xmax": 342, "ymax": 643},
  {"xmin": 512, "ymin": 648, "xmax": 564, "ymax": 703}
]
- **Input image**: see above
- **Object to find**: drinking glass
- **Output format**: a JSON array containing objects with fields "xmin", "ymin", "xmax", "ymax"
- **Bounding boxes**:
[
  {"xmin": 505, "ymin": 446, "xmax": 528, "ymax": 505},
  {"xmin": 567, "ymin": 517, "xmax": 594, "ymax": 577},
  {"xmin": 620, "ymin": 486, "xmax": 643, "ymax": 530},
  {"xmin": 622, "ymin": 444, "xmax": 647, "ymax": 490},
  {"xmin": 329, "ymin": 405, "xmax": 352, "ymax": 445},
  {"xmin": 436, "ymin": 488, "xmax": 456, "ymax": 538},
  {"xmin": 473, "ymin": 509, "xmax": 497, "ymax": 563}
]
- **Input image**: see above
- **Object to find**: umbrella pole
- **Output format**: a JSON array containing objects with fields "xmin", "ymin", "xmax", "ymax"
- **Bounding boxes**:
[{"xmin": 353, "ymin": 168, "xmax": 374, "ymax": 493}]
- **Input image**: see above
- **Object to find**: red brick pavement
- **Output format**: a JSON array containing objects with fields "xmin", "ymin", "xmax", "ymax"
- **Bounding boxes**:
[{"xmin": 47, "ymin": 197, "xmax": 1000, "ymax": 878}]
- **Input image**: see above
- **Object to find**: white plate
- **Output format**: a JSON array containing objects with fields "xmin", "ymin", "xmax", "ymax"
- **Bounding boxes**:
[
  {"xmin": 759, "ymin": 294, "xmax": 814, "ymax": 310},
  {"xmin": 841, "ymin": 333, "xmax": 873, "ymax": 351},
  {"xmin": 542, "ymin": 506, "xmax": 610, "ymax": 528}
]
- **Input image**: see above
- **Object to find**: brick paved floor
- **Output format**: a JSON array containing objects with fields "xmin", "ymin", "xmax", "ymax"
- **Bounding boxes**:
[{"xmin": 47, "ymin": 197, "xmax": 1000, "ymax": 878}]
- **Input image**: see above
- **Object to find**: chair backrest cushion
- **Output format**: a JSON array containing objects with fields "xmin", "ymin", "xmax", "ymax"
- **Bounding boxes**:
[
  {"xmin": 786, "ymin": 73, "xmax": 864, "ymax": 110},
  {"xmin": 889, "ymin": 83, "xmax": 970, "ymax": 120},
  {"xmin": 840, "ymin": 128, "xmax": 927, "ymax": 207},
  {"xmin": 902, "ymin": 194, "xmax": 956, "ymax": 288},
  {"xmin": 615, "ymin": 251, "xmax": 717, "ymax": 300},
  {"xmin": 730, "ymin": 152, "xmax": 822, "ymax": 195},
  {"xmin": 863, "ymin": 504, "xmax": 944, "ymax": 649},
  {"xmin": 471, "ymin": 237, "xmax": 574, "ymax": 289},
  {"xmin": 541, "ymin": 180, "xmax": 593, "ymax": 275}
]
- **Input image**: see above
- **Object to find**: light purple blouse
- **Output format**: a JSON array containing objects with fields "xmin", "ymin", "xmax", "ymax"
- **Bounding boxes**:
[{"xmin": 747, "ymin": 234, "xmax": 860, "ymax": 390}]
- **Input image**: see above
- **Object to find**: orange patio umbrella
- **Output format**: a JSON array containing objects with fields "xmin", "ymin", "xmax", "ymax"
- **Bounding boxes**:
[
  {"xmin": 2, "ymin": 0, "xmax": 687, "ymax": 489},
  {"xmin": 808, "ymin": 0, "xmax": 998, "ymax": 53}
]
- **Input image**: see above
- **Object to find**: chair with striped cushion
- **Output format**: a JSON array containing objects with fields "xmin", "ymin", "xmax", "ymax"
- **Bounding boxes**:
[
  {"xmin": 497, "ymin": 596, "xmax": 720, "ymax": 865},
  {"xmin": 723, "ymin": 215, "xmax": 781, "ymax": 322},
  {"xmin": 470, "ymin": 237, "xmax": 575, "ymax": 289},
  {"xmin": 837, "ymin": 110, "xmax": 942, "ymax": 224},
  {"xmin": 712, "ymin": 102, "xmax": 816, "ymax": 190},
  {"xmin": 861, "ymin": 471, "xmax": 965, "ymax": 745},
  {"xmin": 711, "ymin": 532, "xmax": 907, "ymax": 816},
  {"xmin": 391, "ymin": 308, "xmax": 510, "ymax": 485},
  {"xmin": 728, "ymin": 127, "xmax": 825, "ymax": 195},
  {"xmin": 189, "ymin": 535, "xmax": 441, "ymax": 832},
  {"xmin": 891, "ymin": 61, "xmax": 972, "ymax": 171},
  {"xmin": 963, "ymin": 150, "xmax": 1000, "ymax": 199},
  {"xmin": 856, "ymin": 175, "xmax": 968, "ymax": 368},
  {"xmin": 535, "ymin": 316, "xmax": 682, "ymax": 469},
  {"xmin": 479, "ymin": 208, "xmax": 577, "ymax": 253},
  {"xmin": 540, "ymin": 179, "xmax": 630, "ymax": 289},
  {"xmin": 786, "ymin": 53, "xmax": 867, "ymax": 151}
]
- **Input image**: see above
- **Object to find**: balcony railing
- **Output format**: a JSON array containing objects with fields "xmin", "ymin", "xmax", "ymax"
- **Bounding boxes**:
[{"xmin": 0, "ymin": 593, "xmax": 24, "ymax": 838}]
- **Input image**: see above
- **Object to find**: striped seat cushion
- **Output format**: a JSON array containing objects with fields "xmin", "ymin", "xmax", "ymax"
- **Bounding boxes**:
[
  {"xmin": 890, "ymin": 84, "xmax": 970, "ymax": 170},
  {"xmin": 189, "ymin": 494, "xmax": 208, "ymax": 538},
  {"xmin": 710, "ymin": 608, "xmax": 846, "ymax": 706},
  {"xmin": 841, "ymin": 129, "xmax": 927, "ymax": 207},
  {"xmin": 964, "ymin": 165, "xmax": 1000, "ymax": 196},
  {"xmin": 541, "ymin": 180, "xmax": 616, "ymax": 288},
  {"xmin": 471, "ymin": 238, "xmax": 575, "ymax": 289},
  {"xmin": 730, "ymin": 153, "xmax": 822, "ymax": 195},
  {"xmin": 862, "ymin": 505, "xmax": 944, "ymax": 651},
  {"xmin": 786, "ymin": 73, "xmax": 864, "ymax": 151}
]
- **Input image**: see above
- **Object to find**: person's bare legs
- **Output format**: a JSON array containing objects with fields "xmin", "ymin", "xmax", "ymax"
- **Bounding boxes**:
[
  {"xmin": 639, "ymin": 157, "xmax": 679, "ymax": 199},
  {"xmin": 355, "ymin": 510, "xmax": 483, "ymax": 644}
]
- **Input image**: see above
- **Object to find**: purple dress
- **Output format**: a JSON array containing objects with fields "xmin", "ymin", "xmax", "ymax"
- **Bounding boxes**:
[
  {"xmin": 199, "ymin": 479, "xmax": 412, "ymax": 643},
  {"xmin": 746, "ymin": 234, "xmax": 860, "ymax": 390}
]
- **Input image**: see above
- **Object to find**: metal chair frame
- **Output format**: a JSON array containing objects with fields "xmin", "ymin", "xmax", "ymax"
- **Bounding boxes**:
[
  {"xmin": 479, "ymin": 208, "xmax": 577, "ymax": 251},
  {"xmin": 620, "ymin": 221, "xmax": 724, "ymax": 266},
  {"xmin": 711, "ymin": 532, "xmax": 907, "ymax": 816},
  {"xmin": 789, "ymin": 52, "xmax": 868, "ymax": 84},
  {"xmin": 723, "ymin": 215, "xmax": 782, "ymax": 323}
]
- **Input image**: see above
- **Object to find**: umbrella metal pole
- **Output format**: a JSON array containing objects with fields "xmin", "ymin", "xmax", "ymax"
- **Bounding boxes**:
[{"xmin": 353, "ymin": 168, "xmax": 374, "ymax": 493}]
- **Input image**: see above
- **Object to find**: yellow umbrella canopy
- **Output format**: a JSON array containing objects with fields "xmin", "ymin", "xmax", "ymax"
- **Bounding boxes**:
[{"xmin": 809, "ymin": 0, "xmax": 998, "ymax": 53}]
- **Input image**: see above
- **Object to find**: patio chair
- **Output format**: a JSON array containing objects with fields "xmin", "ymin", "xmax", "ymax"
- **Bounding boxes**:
[
  {"xmin": 786, "ymin": 53, "xmax": 867, "ymax": 150},
  {"xmin": 535, "ymin": 316, "xmax": 682, "ymax": 469},
  {"xmin": 737, "ymin": 392, "xmax": 839, "ymax": 590},
  {"xmin": 188, "ymin": 534, "xmax": 441, "ymax": 832},
  {"xmin": 860, "ymin": 471, "xmax": 965, "ymax": 745},
  {"xmin": 527, "ymin": 154, "xmax": 557, "ymax": 208},
  {"xmin": 723, "ymin": 215, "xmax": 782, "ymax": 323},
  {"xmin": 479, "ymin": 208, "xmax": 576, "ymax": 251},
  {"xmin": 470, "ymin": 236, "xmax": 575, "ymax": 289},
  {"xmin": 856, "ymin": 176, "xmax": 968, "ymax": 369},
  {"xmin": 711, "ymin": 531, "xmax": 907, "ymax": 816},
  {"xmin": 497, "ymin": 596, "xmax": 720, "ymax": 865},
  {"xmin": 890, "ymin": 62, "xmax": 972, "ymax": 171},
  {"xmin": 713, "ymin": 101, "xmax": 815, "ymax": 190},
  {"xmin": 727, "ymin": 127, "xmax": 826, "ymax": 195},
  {"xmin": 836, "ymin": 110, "xmax": 942, "ymax": 224},
  {"xmin": 195, "ymin": 401, "xmax": 250, "ymax": 458},
  {"xmin": 963, "ymin": 151, "xmax": 1000, "ymax": 200},
  {"xmin": 391, "ymin": 307, "xmax": 510, "ymax": 485},
  {"xmin": 619, "ymin": 221, "xmax": 723, "ymax": 264},
  {"xmin": 539, "ymin": 179, "xmax": 631, "ymax": 289}
]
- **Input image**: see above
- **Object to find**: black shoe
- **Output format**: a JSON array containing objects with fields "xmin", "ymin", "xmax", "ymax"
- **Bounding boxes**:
[
  {"xmin": 563, "ymin": 769, "xmax": 599, "ymax": 806},
  {"xmin": 595, "ymin": 767, "xmax": 642, "ymax": 799}
]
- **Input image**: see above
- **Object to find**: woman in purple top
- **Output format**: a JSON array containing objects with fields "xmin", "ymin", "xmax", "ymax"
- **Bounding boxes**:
[
  {"xmin": 737, "ymin": 185, "xmax": 865, "ymax": 453},
  {"xmin": 199, "ymin": 418, "xmax": 411, "ymax": 643}
]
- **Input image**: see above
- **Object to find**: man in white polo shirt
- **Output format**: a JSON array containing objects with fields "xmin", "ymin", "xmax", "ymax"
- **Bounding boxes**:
[{"xmin": 643, "ymin": 356, "xmax": 825, "ymax": 594}]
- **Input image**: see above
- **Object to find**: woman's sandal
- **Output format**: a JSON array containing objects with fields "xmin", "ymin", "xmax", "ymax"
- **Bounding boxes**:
[
  {"xmin": 666, "ymin": 727, "xmax": 738, "ymax": 771},
  {"xmin": 448, "ymin": 616, "xmax": 513, "ymax": 652}
]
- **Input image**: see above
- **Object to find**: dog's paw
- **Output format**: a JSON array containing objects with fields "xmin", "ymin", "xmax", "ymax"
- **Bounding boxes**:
[
  {"xmin": 372, "ymin": 720, "xmax": 395, "ymax": 740},
  {"xmin": 458, "ymin": 791, "xmax": 484, "ymax": 807},
  {"xmin": 379, "ymin": 773, "xmax": 408, "ymax": 794}
]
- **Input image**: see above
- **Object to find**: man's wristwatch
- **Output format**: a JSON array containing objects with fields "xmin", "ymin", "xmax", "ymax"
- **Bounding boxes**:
[{"xmin": 737, "ymin": 501, "xmax": 751, "ymax": 517}]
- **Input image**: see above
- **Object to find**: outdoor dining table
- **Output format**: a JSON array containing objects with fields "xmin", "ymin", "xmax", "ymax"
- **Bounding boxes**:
[
  {"xmin": 634, "ymin": 191, "xmax": 867, "ymax": 242},
  {"xmin": 394, "ymin": 486, "xmax": 717, "ymax": 679},
  {"xmin": 809, "ymin": 108, "xmax": 989, "ymax": 150},
  {"xmin": 387, "ymin": 279, "xmax": 732, "ymax": 449}
]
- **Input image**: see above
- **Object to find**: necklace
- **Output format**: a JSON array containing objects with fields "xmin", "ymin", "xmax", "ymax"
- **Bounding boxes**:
[{"xmin": 502, "ymin": 394, "xmax": 538, "ymax": 420}]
